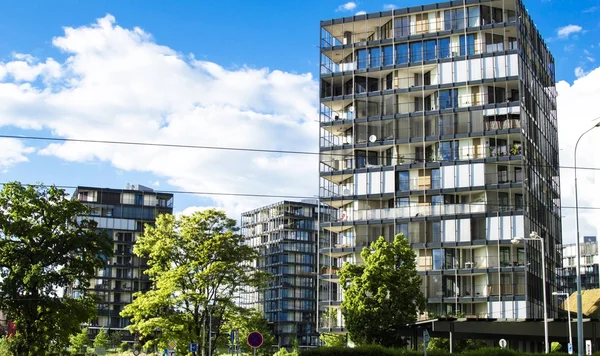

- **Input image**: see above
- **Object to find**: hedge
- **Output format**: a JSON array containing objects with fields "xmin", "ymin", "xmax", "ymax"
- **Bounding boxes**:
[{"xmin": 299, "ymin": 346, "xmax": 600, "ymax": 356}]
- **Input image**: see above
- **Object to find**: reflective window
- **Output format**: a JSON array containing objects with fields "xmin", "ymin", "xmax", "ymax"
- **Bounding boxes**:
[
  {"xmin": 438, "ymin": 37, "xmax": 451, "ymax": 59},
  {"xmin": 410, "ymin": 41, "xmax": 423, "ymax": 62},
  {"xmin": 396, "ymin": 44, "xmax": 409, "ymax": 64},
  {"xmin": 424, "ymin": 40, "xmax": 436, "ymax": 61},
  {"xmin": 382, "ymin": 45, "xmax": 394, "ymax": 66}
]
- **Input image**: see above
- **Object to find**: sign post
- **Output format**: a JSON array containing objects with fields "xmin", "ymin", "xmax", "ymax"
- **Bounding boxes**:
[
  {"xmin": 499, "ymin": 339, "xmax": 507, "ymax": 349},
  {"xmin": 247, "ymin": 331, "xmax": 263, "ymax": 356},
  {"xmin": 189, "ymin": 343, "xmax": 198, "ymax": 355},
  {"xmin": 423, "ymin": 329, "xmax": 430, "ymax": 356}
]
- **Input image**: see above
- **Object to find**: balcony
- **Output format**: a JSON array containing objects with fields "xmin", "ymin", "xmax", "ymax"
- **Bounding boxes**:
[{"xmin": 324, "ymin": 203, "xmax": 522, "ymax": 224}]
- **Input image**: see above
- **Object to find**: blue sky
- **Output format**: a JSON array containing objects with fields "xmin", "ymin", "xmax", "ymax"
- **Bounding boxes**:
[{"xmin": 0, "ymin": 0, "xmax": 599, "ymax": 240}]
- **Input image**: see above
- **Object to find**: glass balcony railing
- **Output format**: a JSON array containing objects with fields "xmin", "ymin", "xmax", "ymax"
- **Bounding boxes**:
[{"xmin": 322, "ymin": 202, "xmax": 523, "ymax": 224}]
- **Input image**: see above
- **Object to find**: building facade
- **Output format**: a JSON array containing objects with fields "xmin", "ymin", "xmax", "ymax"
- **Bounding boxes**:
[
  {"xmin": 558, "ymin": 236, "xmax": 599, "ymax": 295},
  {"xmin": 241, "ymin": 201, "xmax": 320, "ymax": 348},
  {"xmin": 68, "ymin": 184, "xmax": 173, "ymax": 341},
  {"xmin": 318, "ymin": 0, "xmax": 560, "ymax": 333}
]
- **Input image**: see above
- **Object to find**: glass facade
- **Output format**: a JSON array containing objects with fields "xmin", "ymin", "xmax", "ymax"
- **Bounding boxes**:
[
  {"xmin": 318, "ymin": 0, "xmax": 560, "ymax": 329},
  {"xmin": 241, "ymin": 201, "xmax": 320, "ymax": 347},
  {"xmin": 66, "ymin": 185, "xmax": 174, "ymax": 342}
]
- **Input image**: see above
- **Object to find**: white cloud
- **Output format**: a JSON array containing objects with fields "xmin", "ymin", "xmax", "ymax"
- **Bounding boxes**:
[
  {"xmin": 574, "ymin": 66, "xmax": 588, "ymax": 78},
  {"xmin": 556, "ymin": 66, "xmax": 600, "ymax": 243},
  {"xmin": 587, "ymin": 57, "xmax": 596, "ymax": 63},
  {"xmin": 355, "ymin": 11, "xmax": 367, "ymax": 15},
  {"xmin": 582, "ymin": 6, "xmax": 599, "ymax": 13},
  {"xmin": 0, "ymin": 138, "xmax": 35, "ymax": 173},
  {"xmin": 336, "ymin": 2, "xmax": 357, "ymax": 12},
  {"xmin": 557, "ymin": 24, "xmax": 583, "ymax": 39},
  {"xmin": 0, "ymin": 15, "xmax": 318, "ymax": 219},
  {"xmin": 383, "ymin": 4, "xmax": 397, "ymax": 10}
]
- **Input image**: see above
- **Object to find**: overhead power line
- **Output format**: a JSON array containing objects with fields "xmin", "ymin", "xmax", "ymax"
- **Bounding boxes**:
[
  {"xmin": 2, "ymin": 134, "xmax": 599, "ymax": 172},
  {"xmin": 0, "ymin": 182, "xmax": 599, "ymax": 211}
]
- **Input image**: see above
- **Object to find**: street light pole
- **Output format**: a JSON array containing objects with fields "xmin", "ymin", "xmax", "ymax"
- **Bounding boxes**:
[
  {"xmin": 513, "ymin": 232, "xmax": 548, "ymax": 353},
  {"xmin": 553, "ymin": 292, "xmax": 573, "ymax": 351},
  {"xmin": 574, "ymin": 122, "xmax": 600, "ymax": 356}
]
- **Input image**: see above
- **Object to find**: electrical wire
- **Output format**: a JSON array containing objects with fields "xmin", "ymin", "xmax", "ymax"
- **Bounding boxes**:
[
  {"xmin": 0, "ymin": 182, "xmax": 598, "ymax": 210},
  {"xmin": 2, "ymin": 134, "xmax": 599, "ymax": 172}
]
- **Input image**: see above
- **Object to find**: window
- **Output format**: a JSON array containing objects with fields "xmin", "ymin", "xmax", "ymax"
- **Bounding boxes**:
[
  {"xmin": 439, "ymin": 141, "xmax": 459, "ymax": 161},
  {"xmin": 396, "ymin": 44, "xmax": 409, "ymax": 64},
  {"xmin": 369, "ymin": 47, "xmax": 381, "ymax": 67},
  {"xmin": 431, "ymin": 222, "xmax": 441, "ymax": 242},
  {"xmin": 357, "ymin": 49, "xmax": 368, "ymax": 69},
  {"xmin": 382, "ymin": 45, "xmax": 394, "ymax": 66},
  {"xmin": 468, "ymin": 6, "xmax": 480, "ymax": 27},
  {"xmin": 433, "ymin": 249, "xmax": 444, "ymax": 269},
  {"xmin": 459, "ymin": 34, "xmax": 476, "ymax": 56},
  {"xmin": 410, "ymin": 41, "xmax": 423, "ymax": 62},
  {"xmin": 431, "ymin": 169, "xmax": 440, "ymax": 189},
  {"xmin": 415, "ymin": 13, "xmax": 429, "ymax": 34},
  {"xmin": 438, "ymin": 37, "xmax": 451, "ymax": 59},
  {"xmin": 431, "ymin": 195, "xmax": 444, "ymax": 206},
  {"xmin": 500, "ymin": 247, "xmax": 511, "ymax": 266},
  {"xmin": 395, "ymin": 197, "xmax": 410, "ymax": 207},
  {"xmin": 424, "ymin": 40, "xmax": 436, "ymax": 61},
  {"xmin": 439, "ymin": 89, "xmax": 458, "ymax": 109},
  {"xmin": 396, "ymin": 223, "xmax": 409, "ymax": 237},
  {"xmin": 394, "ymin": 16, "xmax": 409, "ymax": 38}
]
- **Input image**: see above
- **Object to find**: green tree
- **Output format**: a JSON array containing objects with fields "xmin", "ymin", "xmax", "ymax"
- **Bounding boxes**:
[
  {"xmin": 69, "ymin": 327, "xmax": 90, "ymax": 354},
  {"xmin": 319, "ymin": 333, "xmax": 346, "ymax": 347},
  {"xmin": 339, "ymin": 234, "xmax": 426, "ymax": 347},
  {"xmin": 0, "ymin": 337, "xmax": 11, "ymax": 356},
  {"xmin": 427, "ymin": 337, "xmax": 488, "ymax": 352},
  {"xmin": 109, "ymin": 330, "xmax": 123, "ymax": 349},
  {"xmin": 225, "ymin": 308, "xmax": 277, "ymax": 356},
  {"xmin": 121, "ymin": 209, "xmax": 267, "ymax": 356},
  {"xmin": 93, "ymin": 328, "xmax": 110, "ymax": 349},
  {"xmin": 0, "ymin": 182, "xmax": 114, "ymax": 355}
]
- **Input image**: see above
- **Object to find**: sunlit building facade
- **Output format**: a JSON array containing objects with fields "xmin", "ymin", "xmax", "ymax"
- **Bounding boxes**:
[{"xmin": 318, "ymin": 0, "xmax": 560, "ymax": 333}]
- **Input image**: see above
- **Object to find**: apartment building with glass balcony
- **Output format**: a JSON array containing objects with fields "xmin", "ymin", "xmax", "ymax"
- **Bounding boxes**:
[
  {"xmin": 241, "ymin": 201, "xmax": 320, "ymax": 348},
  {"xmin": 66, "ymin": 184, "xmax": 174, "ymax": 341},
  {"xmin": 318, "ymin": 0, "xmax": 560, "ymax": 333},
  {"xmin": 558, "ymin": 236, "xmax": 599, "ymax": 296}
]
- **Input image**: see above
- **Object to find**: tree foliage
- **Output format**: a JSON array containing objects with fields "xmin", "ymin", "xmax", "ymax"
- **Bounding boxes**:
[
  {"xmin": 109, "ymin": 330, "xmax": 123, "ymax": 349},
  {"xmin": 121, "ymin": 209, "xmax": 267, "ymax": 356},
  {"xmin": 339, "ymin": 234, "xmax": 426, "ymax": 347},
  {"xmin": 427, "ymin": 337, "xmax": 488, "ymax": 353},
  {"xmin": 0, "ymin": 182, "xmax": 114, "ymax": 355},
  {"xmin": 319, "ymin": 332, "xmax": 346, "ymax": 347},
  {"xmin": 93, "ymin": 328, "xmax": 110, "ymax": 349},
  {"xmin": 224, "ymin": 308, "xmax": 277, "ymax": 356},
  {"xmin": 69, "ymin": 327, "xmax": 90, "ymax": 354}
]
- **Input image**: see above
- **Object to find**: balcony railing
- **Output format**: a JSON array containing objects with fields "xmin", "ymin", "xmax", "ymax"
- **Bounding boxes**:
[{"xmin": 323, "ymin": 203, "xmax": 523, "ymax": 223}]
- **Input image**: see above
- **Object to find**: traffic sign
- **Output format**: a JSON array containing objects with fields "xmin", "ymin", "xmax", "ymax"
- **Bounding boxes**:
[
  {"xmin": 568, "ymin": 343, "xmax": 573, "ymax": 355},
  {"xmin": 423, "ymin": 329, "xmax": 430, "ymax": 344},
  {"xmin": 132, "ymin": 350, "xmax": 139, "ymax": 356},
  {"xmin": 247, "ymin": 331, "xmax": 264, "ymax": 348},
  {"xmin": 586, "ymin": 340, "xmax": 592, "ymax": 355},
  {"xmin": 499, "ymin": 339, "xmax": 507, "ymax": 348},
  {"xmin": 168, "ymin": 340, "xmax": 177, "ymax": 349},
  {"xmin": 189, "ymin": 343, "xmax": 198, "ymax": 353}
]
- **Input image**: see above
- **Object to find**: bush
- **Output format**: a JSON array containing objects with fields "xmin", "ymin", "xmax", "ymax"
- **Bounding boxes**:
[
  {"xmin": 299, "ymin": 346, "xmax": 578, "ymax": 356},
  {"xmin": 120, "ymin": 341, "xmax": 129, "ymax": 352}
]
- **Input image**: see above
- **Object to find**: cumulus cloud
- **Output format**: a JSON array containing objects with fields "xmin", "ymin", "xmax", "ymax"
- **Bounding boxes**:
[
  {"xmin": 383, "ymin": 4, "xmax": 397, "ymax": 10},
  {"xmin": 356, "ymin": 11, "xmax": 367, "ymax": 15},
  {"xmin": 336, "ymin": 2, "xmax": 357, "ymax": 12},
  {"xmin": 557, "ymin": 66, "xmax": 600, "ymax": 243},
  {"xmin": 0, "ymin": 14, "xmax": 318, "ymax": 219},
  {"xmin": 0, "ymin": 138, "xmax": 35, "ymax": 173},
  {"xmin": 557, "ymin": 24, "xmax": 583, "ymax": 39}
]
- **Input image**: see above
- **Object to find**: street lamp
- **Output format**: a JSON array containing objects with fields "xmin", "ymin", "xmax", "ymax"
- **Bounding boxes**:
[
  {"xmin": 512, "ymin": 232, "xmax": 548, "ymax": 353},
  {"xmin": 574, "ymin": 121, "xmax": 600, "ymax": 356},
  {"xmin": 553, "ymin": 291, "xmax": 573, "ymax": 352}
]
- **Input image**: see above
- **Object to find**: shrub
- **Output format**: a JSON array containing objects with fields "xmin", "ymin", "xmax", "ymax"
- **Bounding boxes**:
[{"xmin": 120, "ymin": 341, "xmax": 129, "ymax": 352}]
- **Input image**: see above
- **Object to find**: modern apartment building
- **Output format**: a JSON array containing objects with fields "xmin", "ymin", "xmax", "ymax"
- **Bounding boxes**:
[
  {"xmin": 318, "ymin": 0, "xmax": 560, "ymax": 332},
  {"xmin": 241, "ymin": 201, "xmax": 320, "ymax": 348},
  {"xmin": 68, "ymin": 184, "xmax": 174, "ymax": 341},
  {"xmin": 558, "ymin": 236, "xmax": 599, "ymax": 295}
]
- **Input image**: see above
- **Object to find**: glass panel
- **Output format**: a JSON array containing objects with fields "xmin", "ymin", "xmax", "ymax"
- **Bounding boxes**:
[
  {"xmin": 438, "ymin": 38, "xmax": 451, "ymax": 59},
  {"xmin": 398, "ymin": 171, "xmax": 409, "ymax": 191},
  {"xmin": 396, "ymin": 44, "xmax": 409, "ymax": 64},
  {"xmin": 394, "ymin": 17, "xmax": 409, "ymax": 38},
  {"xmin": 444, "ymin": 10, "xmax": 453, "ymax": 31},
  {"xmin": 370, "ymin": 47, "xmax": 381, "ymax": 67},
  {"xmin": 431, "ymin": 169, "xmax": 440, "ymax": 189},
  {"xmin": 431, "ymin": 195, "xmax": 444, "ymax": 205},
  {"xmin": 433, "ymin": 249, "xmax": 444, "ymax": 269},
  {"xmin": 395, "ymin": 197, "xmax": 409, "ymax": 207},
  {"xmin": 424, "ymin": 40, "xmax": 436, "ymax": 61},
  {"xmin": 382, "ymin": 45, "xmax": 394, "ymax": 66},
  {"xmin": 357, "ymin": 49, "xmax": 368, "ymax": 69},
  {"xmin": 456, "ymin": 9, "xmax": 465, "ymax": 30},
  {"xmin": 468, "ymin": 6, "xmax": 480, "ymax": 27},
  {"xmin": 410, "ymin": 41, "xmax": 423, "ymax": 62}
]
